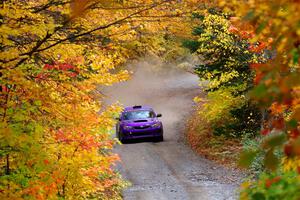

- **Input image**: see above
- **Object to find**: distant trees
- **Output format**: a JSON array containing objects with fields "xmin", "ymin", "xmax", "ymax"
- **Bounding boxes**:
[
  {"xmin": 184, "ymin": 9, "xmax": 264, "ymax": 138},
  {"xmin": 187, "ymin": 1, "xmax": 300, "ymax": 198}
]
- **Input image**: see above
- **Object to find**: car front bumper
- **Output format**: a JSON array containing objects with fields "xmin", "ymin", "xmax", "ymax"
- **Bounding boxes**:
[{"xmin": 122, "ymin": 127, "xmax": 163, "ymax": 140}]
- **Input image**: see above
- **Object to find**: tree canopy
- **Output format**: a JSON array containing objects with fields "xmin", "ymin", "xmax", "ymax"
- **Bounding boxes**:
[
  {"xmin": 1, "ymin": 0, "xmax": 300, "ymax": 199},
  {"xmin": 0, "ymin": 0, "xmax": 198, "ymax": 199}
]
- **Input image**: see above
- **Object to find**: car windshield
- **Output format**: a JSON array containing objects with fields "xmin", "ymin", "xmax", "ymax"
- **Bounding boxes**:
[{"xmin": 123, "ymin": 110, "xmax": 155, "ymax": 120}]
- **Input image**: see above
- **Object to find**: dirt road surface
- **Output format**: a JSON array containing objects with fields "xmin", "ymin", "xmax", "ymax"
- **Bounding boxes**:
[{"xmin": 105, "ymin": 60, "xmax": 244, "ymax": 200}]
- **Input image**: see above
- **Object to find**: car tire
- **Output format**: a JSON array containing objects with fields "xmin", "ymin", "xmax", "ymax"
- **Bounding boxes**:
[
  {"xmin": 120, "ymin": 138, "xmax": 127, "ymax": 144},
  {"xmin": 118, "ymin": 131, "xmax": 127, "ymax": 144},
  {"xmin": 154, "ymin": 135, "xmax": 163, "ymax": 142},
  {"xmin": 158, "ymin": 135, "xmax": 164, "ymax": 141}
]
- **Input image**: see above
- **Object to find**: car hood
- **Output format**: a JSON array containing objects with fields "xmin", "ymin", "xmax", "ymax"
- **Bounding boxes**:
[{"xmin": 122, "ymin": 118, "xmax": 159, "ymax": 126}]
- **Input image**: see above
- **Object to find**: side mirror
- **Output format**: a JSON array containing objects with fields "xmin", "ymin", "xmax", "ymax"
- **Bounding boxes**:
[{"xmin": 156, "ymin": 113, "xmax": 162, "ymax": 117}]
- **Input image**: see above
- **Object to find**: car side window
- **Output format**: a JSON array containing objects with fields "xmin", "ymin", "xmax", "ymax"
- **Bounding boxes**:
[
  {"xmin": 121, "ymin": 112, "xmax": 126, "ymax": 120},
  {"xmin": 150, "ymin": 111, "xmax": 155, "ymax": 118}
]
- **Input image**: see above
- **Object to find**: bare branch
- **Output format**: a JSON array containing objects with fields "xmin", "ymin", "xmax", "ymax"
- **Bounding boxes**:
[
  {"xmin": 25, "ymin": 0, "xmax": 174, "ymax": 54},
  {"xmin": 3, "ymin": 0, "xmax": 175, "ymax": 69}
]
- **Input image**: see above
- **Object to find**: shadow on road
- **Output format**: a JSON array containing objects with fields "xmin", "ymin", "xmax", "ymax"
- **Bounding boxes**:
[{"xmin": 121, "ymin": 138, "xmax": 164, "ymax": 144}]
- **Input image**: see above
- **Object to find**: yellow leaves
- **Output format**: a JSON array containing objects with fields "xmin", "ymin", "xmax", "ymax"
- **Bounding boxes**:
[
  {"xmin": 45, "ymin": 43, "xmax": 85, "ymax": 62},
  {"xmin": 98, "ymin": 103, "xmax": 122, "ymax": 129},
  {"xmin": 209, "ymin": 71, "xmax": 239, "ymax": 89},
  {"xmin": 1, "ymin": 0, "xmax": 207, "ymax": 199},
  {"xmin": 240, "ymin": 181, "xmax": 251, "ymax": 190},
  {"xmin": 0, "ymin": 48, "xmax": 21, "ymax": 61},
  {"xmin": 193, "ymin": 96, "xmax": 203, "ymax": 103},
  {"xmin": 71, "ymin": 0, "xmax": 116, "ymax": 19},
  {"xmin": 70, "ymin": 0, "xmax": 93, "ymax": 18},
  {"xmin": 297, "ymin": 28, "xmax": 300, "ymax": 36},
  {"xmin": 282, "ymin": 157, "xmax": 300, "ymax": 172},
  {"xmin": 201, "ymin": 87, "xmax": 246, "ymax": 124}
]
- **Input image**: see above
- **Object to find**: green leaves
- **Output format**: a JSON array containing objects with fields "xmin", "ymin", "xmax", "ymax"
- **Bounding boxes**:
[
  {"xmin": 182, "ymin": 40, "xmax": 201, "ymax": 53},
  {"xmin": 251, "ymin": 84, "xmax": 267, "ymax": 98},
  {"xmin": 211, "ymin": 0, "xmax": 300, "ymax": 199},
  {"xmin": 264, "ymin": 149, "xmax": 279, "ymax": 171},
  {"xmin": 192, "ymin": 27, "xmax": 204, "ymax": 35},
  {"xmin": 239, "ymin": 149, "xmax": 259, "ymax": 168},
  {"xmin": 287, "ymin": 119, "xmax": 298, "ymax": 129},
  {"xmin": 262, "ymin": 132, "xmax": 286, "ymax": 150},
  {"xmin": 256, "ymin": 21, "xmax": 268, "ymax": 34},
  {"xmin": 186, "ymin": 11, "xmax": 261, "ymax": 92},
  {"xmin": 239, "ymin": 148, "xmax": 280, "ymax": 172},
  {"xmin": 251, "ymin": 192, "xmax": 266, "ymax": 200},
  {"xmin": 291, "ymin": 48, "xmax": 300, "ymax": 64},
  {"xmin": 241, "ymin": 171, "xmax": 300, "ymax": 200},
  {"xmin": 239, "ymin": 132, "xmax": 286, "ymax": 171},
  {"xmin": 191, "ymin": 12, "xmax": 205, "ymax": 20},
  {"xmin": 243, "ymin": 10, "xmax": 255, "ymax": 21}
]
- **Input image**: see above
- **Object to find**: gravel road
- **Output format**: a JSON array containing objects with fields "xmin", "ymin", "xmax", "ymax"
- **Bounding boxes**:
[{"xmin": 105, "ymin": 60, "xmax": 244, "ymax": 200}]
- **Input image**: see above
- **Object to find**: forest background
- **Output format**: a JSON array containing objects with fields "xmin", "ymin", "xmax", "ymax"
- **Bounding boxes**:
[{"xmin": 1, "ymin": 0, "xmax": 300, "ymax": 199}]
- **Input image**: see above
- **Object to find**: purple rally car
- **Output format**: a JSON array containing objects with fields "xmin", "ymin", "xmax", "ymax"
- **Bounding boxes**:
[{"xmin": 116, "ymin": 105, "xmax": 163, "ymax": 143}]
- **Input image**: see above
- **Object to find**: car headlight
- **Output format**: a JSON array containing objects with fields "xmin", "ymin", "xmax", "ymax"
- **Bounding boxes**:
[
  {"xmin": 151, "ymin": 122, "xmax": 161, "ymax": 128},
  {"xmin": 124, "ymin": 125, "xmax": 133, "ymax": 130}
]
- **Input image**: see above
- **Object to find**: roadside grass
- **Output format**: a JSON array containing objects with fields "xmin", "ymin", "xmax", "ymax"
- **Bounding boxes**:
[{"xmin": 185, "ymin": 109, "xmax": 243, "ymax": 168}]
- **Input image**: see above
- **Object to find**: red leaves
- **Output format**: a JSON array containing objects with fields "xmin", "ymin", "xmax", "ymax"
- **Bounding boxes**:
[
  {"xmin": 249, "ymin": 42, "xmax": 267, "ymax": 53},
  {"xmin": 270, "ymin": 102, "xmax": 286, "ymax": 115},
  {"xmin": 272, "ymin": 117, "xmax": 285, "ymax": 130},
  {"xmin": 261, "ymin": 129, "xmax": 271, "ymax": 136},
  {"xmin": 22, "ymin": 171, "xmax": 63, "ymax": 200},
  {"xmin": 35, "ymin": 72, "xmax": 49, "ymax": 81},
  {"xmin": 57, "ymin": 63, "xmax": 75, "ymax": 71},
  {"xmin": 228, "ymin": 25, "xmax": 255, "ymax": 39},
  {"xmin": 34, "ymin": 62, "xmax": 80, "ymax": 81},
  {"xmin": 228, "ymin": 25, "xmax": 239, "ymax": 33},
  {"xmin": 284, "ymin": 144, "xmax": 293, "ymax": 156},
  {"xmin": 283, "ymin": 137, "xmax": 300, "ymax": 157},
  {"xmin": 68, "ymin": 72, "xmax": 78, "ymax": 78},
  {"xmin": 254, "ymin": 72, "xmax": 264, "ymax": 85},
  {"xmin": 265, "ymin": 176, "xmax": 281, "ymax": 188},
  {"xmin": 43, "ymin": 64, "xmax": 54, "ymax": 70},
  {"xmin": 250, "ymin": 63, "xmax": 267, "ymax": 85},
  {"xmin": 79, "ymin": 134, "xmax": 100, "ymax": 151},
  {"xmin": 54, "ymin": 129, "xmax": 71, "ymax": 143},
  {"xmin": 1, "ymin": 85, "xmax": 10, "ymax": 93},
  {"xmin": 290, "ymin": 129, "xmax": 300, "ymax": 139},
  {"xmin": 250, "ymin": 63, "xmax": 263, "ymax": 69},
  {"xmin": 248, "ymin": 37, "xmax": 273, "ymax": 53},
  {"xmin": 43, "ymin": 62, "xmax": 78, "ymax": 72},
  {"xmin": 43, "ymin": 159, "xmax": 50, "ymax": 165},
  {"xmin": 257, "ymin": 42, "xmax": 267, "ymax": 52},
  {"xmin": 54, "ymin": 129, "xmax": 100, "ymax": 151},
  {"xmin": 240, "ymin": 30, "xmax": 255, "ymax": 39}
]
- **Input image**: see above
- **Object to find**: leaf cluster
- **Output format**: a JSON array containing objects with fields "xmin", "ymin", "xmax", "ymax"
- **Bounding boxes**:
[{"xmin": 185, "ymin": 10, "xmax": 263, "ymax": 138}]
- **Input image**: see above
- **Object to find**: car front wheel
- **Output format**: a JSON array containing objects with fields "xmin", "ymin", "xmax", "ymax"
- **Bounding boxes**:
[
  {"xmin": 118, "ymin": 131, "xmax": 127, "ymax": 144},
  {"xmin": 154, "ymin": 135, "xmax": 163, "ymax": 142}
]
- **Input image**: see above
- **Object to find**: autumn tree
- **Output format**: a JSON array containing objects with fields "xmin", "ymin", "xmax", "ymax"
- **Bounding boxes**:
[
  {"xmin": 0, "ymin": 0, "xmax": 199, "ymax": 199},
  {"xmin": 206, "ymin": 1, "xmax": 300, "ymax": 199},
  {"xmin": 184, "ymin": 9, "xmax": 265, "ymax": 138}
]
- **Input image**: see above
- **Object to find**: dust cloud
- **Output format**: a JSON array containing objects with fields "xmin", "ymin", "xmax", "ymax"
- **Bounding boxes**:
[{"xmin": 103, "ymin": 58, "xmax": 200, "ymax": 140}]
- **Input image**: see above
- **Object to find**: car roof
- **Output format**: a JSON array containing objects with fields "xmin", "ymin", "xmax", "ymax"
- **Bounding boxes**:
[{"xmin": 123, "ymin": 105, "xmax": 153, "ymax": 112}]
